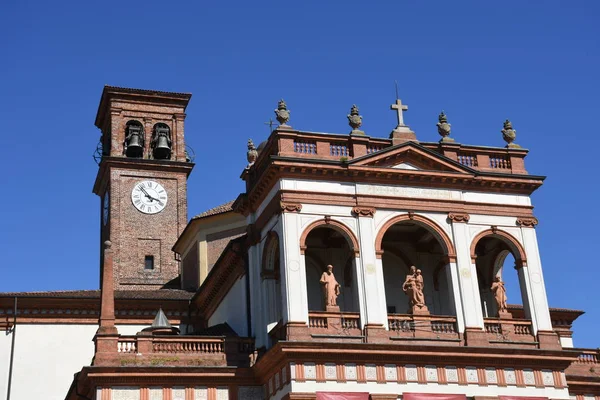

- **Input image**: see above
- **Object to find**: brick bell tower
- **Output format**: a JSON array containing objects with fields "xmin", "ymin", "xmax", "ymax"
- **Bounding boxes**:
[{"xmin": 93, "ymin": 86, "xmax": 194, "ymax": 290}]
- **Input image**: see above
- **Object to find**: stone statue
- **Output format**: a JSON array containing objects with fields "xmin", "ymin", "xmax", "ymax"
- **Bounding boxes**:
[
  {"xmin": 491, "ymin": 276, "xmax": 508, "ymax": 315},
  {"xmin": 246, "ymin": 139, "xmax": 258, "ymax": 167},
  {"xmin": 274, "ymin": 99, "xmax": 290, "ymax": 126},
  {"xmin": 501, "ymin": 119, "xmax": 520, "ymax": 148},
  {"xmin": 320, "ymin": 264, "xmax": 341, "ymax": 310},
  {"xmin": 436, "ymin": 111, "xmax": 453, "ymax": 142},
  {"xmin": 347, "ymin": 104, "xmax": 364, "ymax": 135},
  {"xmin": 402, "ymin": 266, "xmax": 429, "ymax": 314}
]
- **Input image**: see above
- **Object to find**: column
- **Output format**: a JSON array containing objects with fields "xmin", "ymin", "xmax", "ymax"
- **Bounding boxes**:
[
  {"xmin": 517, "ymin": 219, "xmax": 553, "ymax": 333},
  {"xmin": 354, "ymin": 207, "xmax": 388, "ymax": 341},
  {"xmin": 449, "ymin": 215, "xmax": 485, "ymax": 332},
  {"xmin": 280, "ymin": 211, "xmax": 309, "ymax": 325},
  {"xmin": 445, "ymin": 260, "xmax": 466, "ymax": 333}
]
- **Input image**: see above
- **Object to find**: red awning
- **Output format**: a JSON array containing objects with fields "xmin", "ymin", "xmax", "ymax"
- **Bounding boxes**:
[
  {"xmin": 499, "ymin": 397, "xmax": 548, "ymax": 400},
  {"xmin": 403, "ymin": 394, "xmax": 466, "ymax": 400},
  {"xmin": 316, "ymin": 392, "xmax": 369, "ymax": 400}
]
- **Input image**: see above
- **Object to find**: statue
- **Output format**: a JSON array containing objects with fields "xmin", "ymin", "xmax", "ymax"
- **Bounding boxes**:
[
  {"xmin": 347, "ymin": 104, "xmax": 364, "ymax": 135},
  {"xmin": 246, "ymin": 139, "xmax": 258, "ymax": 167},
  {"xmin": 320, "ymin": 265, "xmax": 341, "ymax": 311},
  {"xmin": 274, "ymin": 99, "xmax": 291, "ymax": 126},
  {"xmin": 436, "ymin": 111, "xmax": 453, "ymax": 142},
  {"xmin": 402, "ymin": 266, "xmax": 429, "ymax": 315},
  {"xmin": 491, "ymin": 276, "xmax": 510, "ymax": 317}
]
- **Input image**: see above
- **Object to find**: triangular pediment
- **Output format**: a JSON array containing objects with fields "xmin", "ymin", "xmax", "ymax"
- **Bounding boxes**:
[{"xmin": 350, "ymin": 142, "xmax": 472, "ymax": 174}]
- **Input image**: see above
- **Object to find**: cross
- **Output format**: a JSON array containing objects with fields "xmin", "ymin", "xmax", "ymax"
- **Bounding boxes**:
[
  {"xmin": 264, "ymin": 118, "xmax": 276, "ymax": 133},
  {"xmin": 391, "ymin": 99, "xmax": 408, "ymax": 128}
]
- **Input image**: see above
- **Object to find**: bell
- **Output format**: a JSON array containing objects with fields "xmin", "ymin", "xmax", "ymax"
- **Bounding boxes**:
[
  {"xmin": 153, "ymin": 131, "xmax": 171, "ymax": 160},
  {"xmin": 125, "ymin": 126, "xmax": 143, "ymax": 158}
]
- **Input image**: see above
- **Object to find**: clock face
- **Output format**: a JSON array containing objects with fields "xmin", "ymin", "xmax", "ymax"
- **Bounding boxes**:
[
  {"xmin": 131, "ymin": 180, "xmax": 168, "ymax": 214},
  {"xmin": 103, "ymin": 192, "xmax": 109, "ymax": 225}
]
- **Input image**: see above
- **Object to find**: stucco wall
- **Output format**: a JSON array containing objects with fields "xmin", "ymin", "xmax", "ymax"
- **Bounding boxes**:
[
  {"xmin": 208, "ymin": 277, "xmax": 248, "ymax": 337},
  {"xmin": 0, "ymin": 323, "xmax": 173, "ymax": 400}
]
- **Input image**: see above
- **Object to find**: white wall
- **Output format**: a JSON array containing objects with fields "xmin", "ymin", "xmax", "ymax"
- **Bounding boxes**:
[
  {"xmin": 0, "ymin": 322, "xmax": 170, "ymax": 400},
  {"xmin": 208, "ymin": 276, "xmax": 248, "ymax": 337}
]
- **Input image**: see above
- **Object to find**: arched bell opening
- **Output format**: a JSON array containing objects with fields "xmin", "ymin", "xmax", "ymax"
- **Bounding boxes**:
[
  {"xmin": 473, "ymin": 234, "xmax": 528, "ymax": 319},
  {"xmin": 261, "ymin": 232, "xmax": 283, "ymax": 329},
  {"xmin": 124, "ymin": 120, "xmax": 144, "ymax": 158},
  {"xmin": 380, "ymin": 221, "xmax": 455, "ymax": 317},
  {"xmin": 303, "ymin": 226, "xmax": 359, "ymax": 313},
  {"xmin": 151, "ymin": 123, "xmax": 172, "ymax": 160}
]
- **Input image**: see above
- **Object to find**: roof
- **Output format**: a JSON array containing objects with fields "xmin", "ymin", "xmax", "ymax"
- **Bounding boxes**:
[
  {"xmin": 192, "ymin": 200, "xmax": 235, "ymax": 220},
  {"xmin": 0, "ymin": 289, "xmax": 194, "ymax": 301},
  {"xmin": 102, "ymin": 85, "xmax": 192, "ymax": 99}
]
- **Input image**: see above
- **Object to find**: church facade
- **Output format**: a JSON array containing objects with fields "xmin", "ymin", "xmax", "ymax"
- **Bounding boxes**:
[{"xmin": 0, "ymin": 86, "xmax": 598, "ymax": 400}]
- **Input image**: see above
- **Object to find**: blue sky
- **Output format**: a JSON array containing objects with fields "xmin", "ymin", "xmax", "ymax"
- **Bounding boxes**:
[{"xmin": 0, "ymin": 1, "xmax": 598, "ymax": 347}]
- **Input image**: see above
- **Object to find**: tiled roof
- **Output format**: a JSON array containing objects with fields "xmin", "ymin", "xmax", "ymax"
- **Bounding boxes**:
[
  {"xmin": 103, "ymin": 85, "xmax": 192, "ymax": 99},
  {"xmin": 0, "ymin": 289, "xmax": 194, "ymax": 300},
  {"xmin": 192, "ymin": 200, "xmax": 235, "ymax": 220}
]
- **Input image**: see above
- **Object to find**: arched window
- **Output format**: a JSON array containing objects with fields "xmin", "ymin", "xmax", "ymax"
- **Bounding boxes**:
[
  {"xmin": 471, "ymin": 229, "xmax": 528, "ymax": 319},
  {"xmin": 124, "ymin": 120, "xmax": 144, "ymax": 158},
  {"xmin": 151, "ymin": 123, "xmax": 172, "ymax": 160},
  {"xmin": 376, "ymin": 214, "xmax": 456, "ymax": 317},
  {"xmin": 262, "ymin": 232, "xmax": 282, "ymax": 329}
]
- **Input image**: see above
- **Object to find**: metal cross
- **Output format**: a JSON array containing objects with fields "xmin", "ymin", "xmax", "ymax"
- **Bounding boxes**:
[
  {"xmin": 264, "ymin": 118, "xmax": 276, "ymax": 133},
  {"xmin": 391, "ymin": 98, "xmax": 408, "ymax": 128}
]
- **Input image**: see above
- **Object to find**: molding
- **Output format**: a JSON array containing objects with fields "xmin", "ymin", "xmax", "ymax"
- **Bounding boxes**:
[
  {"xmin": 374, "ymin": 213, "xmax": 457, "ymax": 261},
  {"xmin": 516, "ymin": 217, "xmax": 539, "ymax": 228},
  {"xmin": 448, "ymin": 212, "xmax": 471, "ymax": 223},
  {"xmin": 352, "ymin": 206, "xmax": 376, "ymax": 217},
  {"xmin": 299, "ymin": 218, "xmax": 360, "ymax": 257}
]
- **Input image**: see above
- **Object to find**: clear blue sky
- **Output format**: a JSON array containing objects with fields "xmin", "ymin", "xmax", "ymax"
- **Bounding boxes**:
[{"xmin": 1, "ymin": 1, "xmax": 598, "ymax": 347}]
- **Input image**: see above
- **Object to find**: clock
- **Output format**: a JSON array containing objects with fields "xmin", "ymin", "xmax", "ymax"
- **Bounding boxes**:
[
  {"xmin": 131, "ymin": 180, "xmax": 168, "ymax": 214},
  {"xmin": 103, "ymin": 192, "xmax": 110, "ymax": 225}
]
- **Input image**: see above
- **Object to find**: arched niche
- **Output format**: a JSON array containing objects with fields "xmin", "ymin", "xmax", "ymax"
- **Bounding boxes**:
[
  {"xmin": 151, "ymin": 123, "xmax": 172, "ymax": 160},
  {"xmin": 471, "ymin": 228, "xmax": 528, "ymax": 319},
  {"xmin": 124, "ymin": 120, "xmax": 144, "ymax": 158},
  {"xmin": 261, "ymin": 231, "xmax": 282, "ymax": 327},
  {"xmin": 301, "ymin": 221, "xmax": 360, "ymax": 313},
  {"xmin": 376, "ymin": 213, "xmax": 456, "ymax": 316}
]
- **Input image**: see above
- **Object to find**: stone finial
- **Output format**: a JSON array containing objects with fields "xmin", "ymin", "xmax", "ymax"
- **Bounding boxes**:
[
  {"xmin": 437, "ymin": 111, "xmax": 453, "ymax": 142},
  {"xmin": 104, "ymin": 240, "xmax": 112, "ymax": 249},
  {"xmin": 274, "ymin": 99, "xmax": 290, "ymax": 126},
  {"xmin": 347, "ymin": 104, "xmax": 365, "ymax": 135},
  {"xmin": 502, "ymin": 119, "xmax": 520, "ymax": 148},
  {"xmin": 246, "ymin": 139, "xmax": 258, "ymax": 167}
]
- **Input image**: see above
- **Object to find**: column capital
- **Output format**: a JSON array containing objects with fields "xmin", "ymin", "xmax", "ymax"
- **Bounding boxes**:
[
  {"xmin": 516, "ymin": 216, "xmax": 539, "ymax": 227},
  {"xmin": 352, "ymin": 206, "xmax": 376, "ymax": 217},
  {"xmin": 280, "ymin": 201, "xmax": 302, "ymax": 213},
  {"xmin": 448, "ymin": 212, "xmax": 470, "ymax": 223}
]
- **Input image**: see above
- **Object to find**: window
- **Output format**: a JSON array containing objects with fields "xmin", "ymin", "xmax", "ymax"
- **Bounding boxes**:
[{"xmin": 144, "ymin": 255, "xmax": 154, "ymax": 270}]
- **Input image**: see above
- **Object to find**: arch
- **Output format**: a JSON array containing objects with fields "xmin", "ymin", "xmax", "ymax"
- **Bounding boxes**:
[
  {"xmin": 375, "ymin": 213, "xmax": 456, "ymax": 260},
  {"xmin": 470, "ymin": 228, "xmax": 527, "ymax": 267},
  {"xmin": 261, "ymin": 231, "xmax": 280, "ymax": 280},
  {"xmin": 299, "ymin": 218, "xmax": 360, "ymax": 257}
]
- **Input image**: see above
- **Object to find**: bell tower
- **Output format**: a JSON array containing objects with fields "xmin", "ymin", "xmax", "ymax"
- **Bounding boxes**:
[{"xmin": 93, "ymin": 86, "xmax": 194, "ymax": 290}]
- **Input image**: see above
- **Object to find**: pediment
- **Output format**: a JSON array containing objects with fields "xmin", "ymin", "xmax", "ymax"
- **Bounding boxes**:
[{"xmin": 350, "ymin": 142, "xmax": 471, "ymax": 174}]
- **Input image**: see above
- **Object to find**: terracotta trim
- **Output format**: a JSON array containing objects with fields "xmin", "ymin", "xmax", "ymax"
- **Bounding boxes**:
[
  {"xmin": 185, "ymin": 387, "xmax": 194, "ymax": 400},
  {"xmin": 448, "ymin": 212, "xmax": 470, "ymax": 223},
  {"xmin": 280, "ymin": 201, "xmax": 302, "ymax": 213},
  {"xmin": 470, "ymin": 228, "xmax": 528, "ymax": 267},
  {"xmin": 295, "ymin": 363, "xmax": 305, "ymax": 382},
  {"xmin": 316, "ymin": 363, "xmax": 325, "ymax": 382},
  {"xmin": 375, "ymin": 213, "xmax": 457, "ymax": 260},
  {"xmin": 352, "ymin": 206, "xmax": 376, "ymax": 218},
  {"xmin": 437, "ymin": 366, "xmax": 447, "ymax": 384},
  {"xmin": 534, "ymin": 369, "xmax": 545, "ymax": 388},
  {"xmin": 102, "ymin": 387, "xmax": 111, "ymax": 400},
  {"xmin": 515, "ymin": 369, "xmax": 526, "ymax": 387},
  {"xmin": 357, "ymin": 364, "xmax": 367, "ymax": 383},
  {"xmin": 516, "ymin": 217, "xmax": 538, "ymax": 227},
  {"xmin": 164, "ymin": 387, "xmax": 172, "ymax": 400},
  {"xmin": 299, "ymin": 218, "xmax": 361, "ymax": 257},
  {"xmin": 458, "ymin": 367, "xmax": 467, "ymax": 385},
  {"xmin": 397, "ymin": 365, "xmax": 406, "ymax": 383},
  {"xmin": 477, "ymin": 368, "xmax": 488, "ymax": 387},
  {"xmin": 376, "ymin": 365, "xmax": 386, "ymax": 383},
  {"xmin": 552, "ymin": 370, "xmax": 564, "ymax": 388},
  {"xmin": 496, "ymin": 368, "xmax": 506, "ymax": 387},
  {"xmin": 336, "ymin": 364, "xmax": 346, "ymax": 383},
  {"xmin": 417, "ymin": 365, "xmax": 427, "ymax": 384}
]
